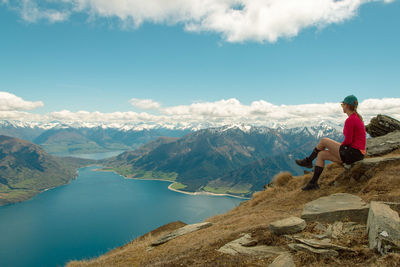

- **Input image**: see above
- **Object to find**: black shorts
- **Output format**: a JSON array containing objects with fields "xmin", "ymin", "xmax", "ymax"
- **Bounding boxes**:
[{"xmin": 339, "ymin": 145, "xmax": 364, "ymax": 164}]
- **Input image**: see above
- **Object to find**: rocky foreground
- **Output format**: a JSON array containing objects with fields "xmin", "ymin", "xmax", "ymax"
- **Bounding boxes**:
[{"xmin": 67, "ymin": 130, "xmax": 400, "ymax": 267}]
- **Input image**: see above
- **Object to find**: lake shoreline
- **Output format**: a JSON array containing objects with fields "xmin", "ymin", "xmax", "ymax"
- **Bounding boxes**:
[
  {"xmin": 94, "ymin": 167, "xmax": 250, "ymax": 200},
  {"xmin": 167, "ymin": 183, "xmax": 250, "ymax": 200}
]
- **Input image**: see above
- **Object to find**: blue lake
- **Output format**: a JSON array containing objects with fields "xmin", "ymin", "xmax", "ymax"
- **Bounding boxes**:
[{"xmin": 0, "ymin": 152, "xmax": 244, "ymax": 267}]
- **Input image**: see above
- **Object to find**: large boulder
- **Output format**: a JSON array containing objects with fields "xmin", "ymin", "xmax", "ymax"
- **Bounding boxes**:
[
  {"xmin": 366, "ymin": 131, "xmax": 400, "ymax": 156},
  {"xmin": 366, "ymin": 114, "xmax": 400, "ymax": 137},
  {"xmin": 269, "ymin": 217, "xmax": 306, "ymax": 235},
  {"xmin": 301, "ymin": 193, "xmax": 369, "ymax": 223},
  {"xmin": 367, "ymin": 201, "xmax": 400, "ymax": 254}
]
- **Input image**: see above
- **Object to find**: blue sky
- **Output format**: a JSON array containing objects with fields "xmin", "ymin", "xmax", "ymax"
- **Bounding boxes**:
[{"xmin": 0, "ymin": 0, "xmax": 399, "ymax": 127}]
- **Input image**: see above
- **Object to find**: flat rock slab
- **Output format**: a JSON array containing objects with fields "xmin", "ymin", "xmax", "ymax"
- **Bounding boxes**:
[
  {"xmin": 294, "ymin": 237, "xmax": 352, "ymax": 251},
  {"xmin": 366, "ymin": 131, "xmax": 400, "ymax": 156},
  {"xmin": 367, "ymin": 201, "xmax": 400, "ymax": 254},
  {"xmin": 269, "ymin": 253, "xmax": 295, "ymax": 267},
  {"xmin": 218, "ymin": 234, "xmax": 286, "ymax": 257},
  {"xmin": 270, "ymin": 217, "xmax": 306, "ymax": 235},
  {"xmin": 151, "ymin": 222, "xmax": 212, "ymax": 246},
  {"xmin": 301, "ymin": 193, "xmax": 369, "ymax": 223},
  {"xmin": 288, "ymin": 243, "xmax": 339, "ymax": 257},
  {"xmin": 356, "ymin": 155, "xmax": 400, "ymax": 168}
]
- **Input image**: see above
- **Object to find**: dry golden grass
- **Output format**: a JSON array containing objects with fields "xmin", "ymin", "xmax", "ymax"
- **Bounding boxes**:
[
  {"xmin": 271, "ymin": 171, "xmax": 293, "ymax": 187},
  {"xmin": 67, "ymin": 149, "xmax": 400, "ymax": 267}
]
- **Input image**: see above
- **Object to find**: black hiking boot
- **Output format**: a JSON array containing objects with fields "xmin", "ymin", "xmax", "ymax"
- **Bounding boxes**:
[
  {"xmin": 295, "ymin": 158, "xmax": 313, "ymax": 169},
  {"xmin": 301, "ymin": 182, "xmax": 320, "ymax": 191},
  {"xmin": 295, "ymin": 148, "xmax": 321, "ymax": 169}
]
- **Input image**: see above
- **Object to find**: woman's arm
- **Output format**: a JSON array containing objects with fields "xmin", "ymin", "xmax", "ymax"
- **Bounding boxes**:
[{"xmin": 342, "ymin": 117, "xmax": 354, "ymax": 145}]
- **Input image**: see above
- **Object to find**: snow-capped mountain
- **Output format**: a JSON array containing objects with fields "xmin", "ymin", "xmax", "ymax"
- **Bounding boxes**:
[
  {"xmin": 105, "ymin": 121, "xmax": 343, "ymax": 197},
  {"xmin": 0, "ymin": 119, "xmax": 344, "ymax": 155}
]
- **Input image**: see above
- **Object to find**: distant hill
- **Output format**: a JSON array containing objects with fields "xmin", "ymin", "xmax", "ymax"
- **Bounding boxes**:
[
  {"xmin": 104, "ymin": 124, "xmax": 343, "ymax": 197},
  {"xmin": 33, "ymin": 127, "xmax": 189, "ymax": 154},
  {"xmin": 0, "ymin": 135, "xmax": 95, "ymax": 206},
  {"xmin": 0, "ymin": 120, "xmax": 191, "ymax": 154}
]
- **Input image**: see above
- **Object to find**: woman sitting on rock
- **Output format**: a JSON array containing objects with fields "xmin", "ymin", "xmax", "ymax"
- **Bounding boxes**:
[{"xmin": 296, "ymin": 95, "xmax": 366, "ymax": 190}]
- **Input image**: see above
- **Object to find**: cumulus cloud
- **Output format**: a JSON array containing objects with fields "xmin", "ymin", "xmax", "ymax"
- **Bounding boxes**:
[
  {"xmin": 0, "ymin": 91, "xmax": 44, "ymax": 111},
  {"xmin": 3, "ymin": 0, "xmax": 396, "ymax": 42},
  {"xmin": 129, "ymin": 98, "xmax": 161, "ymax": 110},
  {"xmin": 161, "ymin": 97, "xmax": 400, "ymax": 128},
  {"xmin": 1, "ymin": 94, "xmax": 400, "ymax": 129}
]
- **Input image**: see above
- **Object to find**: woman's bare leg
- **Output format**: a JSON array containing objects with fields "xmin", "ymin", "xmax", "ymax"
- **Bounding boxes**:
[
  {"xmin": 315, "ymin": 150, "xmax": 342, "ymax": 167},
  {"xmin": 314, "ymin": 138, "xmax": 342, "ymax": 167},
  {"xmin": 315, "ymin": 138, "xmax": 341, "ymax": 160},
  {"xmin": 302, "ymin": 137, "xmax": 343, "ymax": 190}
]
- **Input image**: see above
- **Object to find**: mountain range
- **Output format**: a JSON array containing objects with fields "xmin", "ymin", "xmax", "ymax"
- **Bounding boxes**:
[
  {"xmin": 103, "ymin": 124, "xmax": 343, "ymax": 197},
  {"xmin": 0, "ymin": 120, "xmax": 190, "ymax": 154},
  {"xmin": 0, "ymin": 119, "xmax": 344, "ymax": 198}
]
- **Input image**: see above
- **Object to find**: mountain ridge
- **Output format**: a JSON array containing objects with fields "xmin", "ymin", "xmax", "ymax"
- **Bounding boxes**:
[
  {"xmin": 0, "ymin": 135, "xmax": 95, "ymax": 206},
  {"xmin": 103, "ymin": 124, "xmax": 343, "ymax": 197}
]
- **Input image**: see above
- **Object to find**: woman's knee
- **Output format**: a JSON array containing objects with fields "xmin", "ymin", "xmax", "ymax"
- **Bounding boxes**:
[{"xmin": 321, "ymin": 137, "xmax": 333, "ymax": 145}]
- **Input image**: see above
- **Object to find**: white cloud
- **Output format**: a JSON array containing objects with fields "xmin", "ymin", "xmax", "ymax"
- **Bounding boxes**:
[
  {"xmin": 129, "ymin": 98, "xmax": 161, "ymax": 110},
  {"xmin": 0, "ymin": 91, "xmax": 44, "ymax": 111},
  {"xmin": 6, "ymin": 0, "xmax": 70, "ymax": 23},
  {"xmin": 1, "ymin": 95, "xmax": 400, "ymax": 129},
  {"xmin": 4, "ymin": 0, "xmax": 396, "ymax": 42}
]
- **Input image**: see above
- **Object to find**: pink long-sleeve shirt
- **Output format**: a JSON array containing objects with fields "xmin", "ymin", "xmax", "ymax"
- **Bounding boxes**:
[{"xmin": 342, "ymin": 113, "xmax": 366, "ymax": 154}]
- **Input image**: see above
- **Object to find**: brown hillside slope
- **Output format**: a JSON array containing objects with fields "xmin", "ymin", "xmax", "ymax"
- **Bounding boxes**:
[{"xmin": 67, "ymin": 149, "xmax": 400, "ymax": 267}]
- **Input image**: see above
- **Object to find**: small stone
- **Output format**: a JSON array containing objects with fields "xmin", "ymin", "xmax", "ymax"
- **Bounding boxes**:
[
  {"xmin": 269, "ymin": 217, "xmax": 306, "ymax": 235},
  {"xmin": 218, "ymin": 234, "xmax": 287, "ymax": 257},
  {"xmin": 268, "ymin": 253, "xmax": 295, "ymax": 267},
  {"xmin": 238, "ymin": 234, "xmax": 258, "ymax": 247},
  {"xmin": 313, "ymin": 222, "xmax": 327, "ymax": 233}
]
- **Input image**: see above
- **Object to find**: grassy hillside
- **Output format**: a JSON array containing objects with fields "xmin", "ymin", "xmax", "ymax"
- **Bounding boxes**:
[
  {"xmin": 68, "ymin": 149, "xmax": 400, "ymax": 267},
  {"xmin": 0, "ymin": 135, "xmax": 95, "ymax": 206}
]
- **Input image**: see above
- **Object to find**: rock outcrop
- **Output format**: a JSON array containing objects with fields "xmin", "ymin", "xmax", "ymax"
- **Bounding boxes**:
[
  {"xmin": 301, "ymin": 193, "xmax": 370, "ymax": 223},
  {"xmin": 338, "ymin": 155, "xmax": 400, "ymax": 182},
  {"xmin": 366, "ymin": 131, "xmax": 400, "ymax": 156},
  {"xmin": 151, "ymin": 222, "xmax": 212, "ymax": 247},
  {"xmin": 269, "ymin": 217, "xmax": 306, "ymax": 235},
  {"xmin": 366, "ymin": 114, "xmax": 400, "ymax": 137},
  {"xmin": 367, "ymin": 201, "xmax": 400, "ymax": 254}
]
